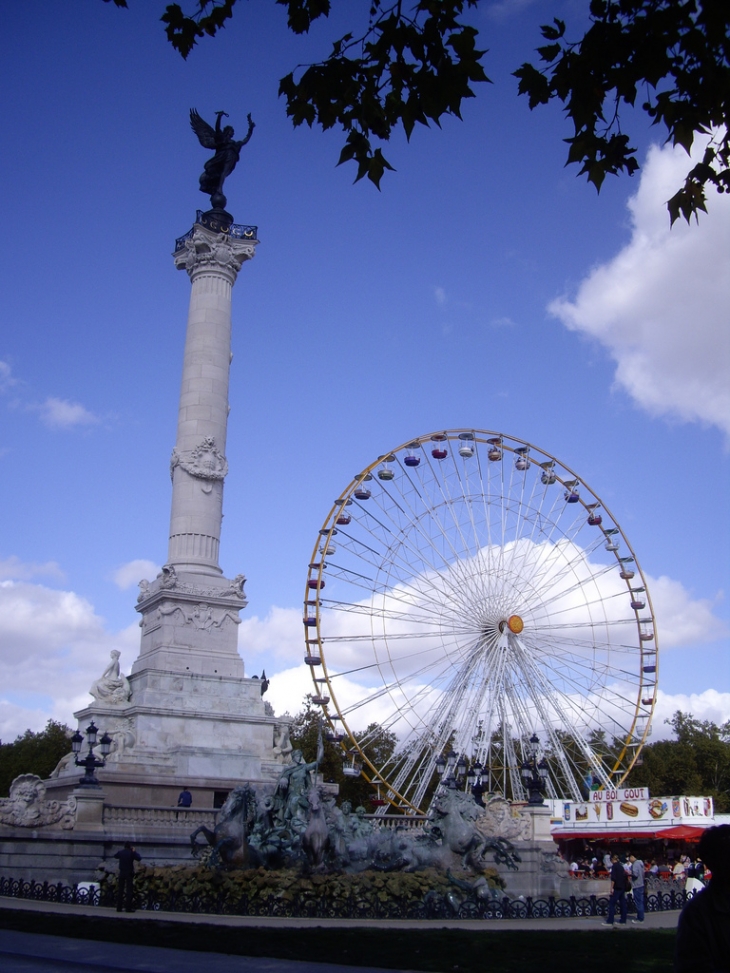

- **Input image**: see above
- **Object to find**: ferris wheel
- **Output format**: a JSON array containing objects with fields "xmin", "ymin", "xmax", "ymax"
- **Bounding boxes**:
[{"xmin": 303, "ymin": 429, "xmax": 658, "ymax": 813}]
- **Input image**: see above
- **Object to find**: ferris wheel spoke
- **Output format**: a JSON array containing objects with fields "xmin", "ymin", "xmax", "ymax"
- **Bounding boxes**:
[
  {"xmin": 515, "ymin": 531, "xmax": 613, "ymax": 603},
  {"xmin": 516, "ymin": 642, "xmax": 642, "ymax": 740},
  {"xmin": 321, "ymin": 598, "xmax": 447, "ymax": 629},
  {"xmin": 516, "ymin": 631, "xmax": 639, "ymax": 687},
  {"xmin": 375, "ymin": 464, "xmax": 470, "ymax": 568},
  {"xmin": 508, "ymin": 651, "xmax": 605, "ymax": 797}
]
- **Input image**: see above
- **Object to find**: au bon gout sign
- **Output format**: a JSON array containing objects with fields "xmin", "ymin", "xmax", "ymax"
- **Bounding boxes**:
[{"xmin": 555, "ymin": 788, "xmax": 714, "ymax": 831}]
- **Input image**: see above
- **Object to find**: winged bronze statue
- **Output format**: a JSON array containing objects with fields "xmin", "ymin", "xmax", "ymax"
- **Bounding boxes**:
[{"xmin": 190, "ymin": 109, "xmax": 255, "ymax": 210}]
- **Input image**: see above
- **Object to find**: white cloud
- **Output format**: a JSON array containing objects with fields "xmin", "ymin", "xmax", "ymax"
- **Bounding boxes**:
[
  {"xmin": 0, "ymin": 580, "xmax": 138, "ymax": 739},
  {"xmin": 239, "ymin": 544, "xmax": 728, "ymax": 747},
  {"xmin": 265, "ymin": 663, "xmax": 315, "ymax": 718},
  {"xmin": 485, "ymin": 0, "xmax": 539, "ymax": 22},
  {"xmin": 0, "ymin": 360, "xmax": 17, "ymax": 393},
  {"xmin": 434, "ymin": 286, "xmax": 447, "ymax": 305},
  {"xmin": 648, "ymin": 574, "xmax": 727, "ymax": 648},
  {"xmin": 550, "ymin": 139, "xmax": 730, "ymax": 438},
  {"xmin": 238, "ymin": 606, "xmax": 302, "ymax": 662},
  {"xmin": 33, "ymin": 396, "xmax": 99, "ymax": 430},
  {"xmin": 0, "ymin": 555, "xmax": 65, "ymax": 582},
  {"xmin": 649, "ymin": 688, "xmax": 730, "ymax": 741},
  {"xmin": 112, "ymin": 559, "xmax": 161, "ymax": 591}
]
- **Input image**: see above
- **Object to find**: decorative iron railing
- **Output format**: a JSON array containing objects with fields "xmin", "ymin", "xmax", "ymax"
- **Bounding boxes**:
[
  {"xmin": 0, "ymin": 876, "xmax": 692, "ymax": 921},
  {"xmin": 174, "ymin": 211, "xmax": 258, "ymax": 252}
]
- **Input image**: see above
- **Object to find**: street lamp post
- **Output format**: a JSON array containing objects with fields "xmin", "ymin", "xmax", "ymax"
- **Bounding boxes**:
[
  {"xmin": 467, "ymin": 761, "xmax": 485, "ymax": 806},
  {"xmin": 521, "ymin": 733, "xmax": 549, "ymax": 805},
  {"xmin": 71, "ymin": 721, "xmax": 112, "ymax": 788},
  {"xmin": 436, "ymin": 751, "xmax": 469, "ymax": 791}
]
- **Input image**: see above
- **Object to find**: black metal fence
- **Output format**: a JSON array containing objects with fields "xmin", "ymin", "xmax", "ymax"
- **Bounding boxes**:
[{"xmin": 0, "ymin": 876, "xmax": 692, "ymax": 921}]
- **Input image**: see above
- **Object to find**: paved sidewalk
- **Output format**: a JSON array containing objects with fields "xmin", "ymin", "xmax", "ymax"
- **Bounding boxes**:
[
  {"xmin": 0, "ymin": 898, "xmax": 679, "ymax": 973},
  {"xmin": 0, "ymin": 928, "xmax": 406, "ymax": 973},
  {"xmin": 0, "ymin": 894, "xmax": 681, "ymax": 932}
]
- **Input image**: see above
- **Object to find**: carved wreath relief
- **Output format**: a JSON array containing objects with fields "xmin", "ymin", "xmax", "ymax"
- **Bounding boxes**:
[{"xmin": 170, "ymin": 437, "xmax": 228, "ymax": 493}]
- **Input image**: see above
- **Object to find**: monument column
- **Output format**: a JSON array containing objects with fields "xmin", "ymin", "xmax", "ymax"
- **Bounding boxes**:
[
  {"xmin": 131, "ymin": 215, "xmax": 258, "ymax": 679},
  {"xmin": 57, "ymin": 113, "xmax": 287, "ymax": 801},
  {"xmin": 168, "ymin": 222, "xmax": 256, "ymax": 575}
]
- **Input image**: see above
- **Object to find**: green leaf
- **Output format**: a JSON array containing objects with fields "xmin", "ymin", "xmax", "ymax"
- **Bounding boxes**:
[
  {"xmin": 540, "ymin": 19, "xmax": 565, "ymax": 41},
  {"xmin": 536, "ymin": 43, "xmax": 561, "ymax": 64}
]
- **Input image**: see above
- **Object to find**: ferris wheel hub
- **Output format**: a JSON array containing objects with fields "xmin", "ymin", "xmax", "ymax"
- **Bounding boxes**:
[
  {"xmin": 498, "ymin": 614, "xmax": 524, "ymax": 635},
  {"xmin": 507, "ymin": 614, "xmax": 524, "ymax": 634}
]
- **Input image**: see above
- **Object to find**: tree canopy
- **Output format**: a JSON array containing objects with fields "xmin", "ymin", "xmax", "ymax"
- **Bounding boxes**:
[
  {"xmin": 624, "ymin": 711, "xmax": 730, "ymax": 811},
  {"xmin": 0, "ymin": 720, "xmax": 72, "ymax": 797},
  {"xmin": 289, "ymin": 697, "xmax": 397, "ymax": 810},
  {"xmin": 104, "ymin": 0, "xmax": 729, "ymax": 222}
]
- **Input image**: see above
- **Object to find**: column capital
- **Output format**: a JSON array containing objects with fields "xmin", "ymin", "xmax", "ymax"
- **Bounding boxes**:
[{"xmin": 173, "ymin": 222, "xmax": 257, "ymax": 284}]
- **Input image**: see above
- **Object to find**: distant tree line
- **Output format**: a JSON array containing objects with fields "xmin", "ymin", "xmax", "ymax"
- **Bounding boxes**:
[{"xmin": 2, "ymin": 708, "xmax": 727, "ymax": 813}]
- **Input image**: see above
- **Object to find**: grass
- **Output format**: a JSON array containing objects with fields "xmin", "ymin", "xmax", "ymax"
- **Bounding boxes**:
[{"xmin": 0, "ymin": 907, "xmax": 676, "ymax": 972}]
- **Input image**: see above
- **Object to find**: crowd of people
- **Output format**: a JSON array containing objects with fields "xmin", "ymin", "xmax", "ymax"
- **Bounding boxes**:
[{"xmin": 566, "ymin": 849, "xmax": 709, "ymax": 890}]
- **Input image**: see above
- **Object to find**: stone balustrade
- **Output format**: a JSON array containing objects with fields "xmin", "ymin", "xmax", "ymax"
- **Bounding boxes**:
[
  {"xmin": 103, "ymin": 805, "xmax": 217, "ymax": 829},
  {"xmin": 365, "ymin": 814, "xmax": 426, "ymax": 831}
]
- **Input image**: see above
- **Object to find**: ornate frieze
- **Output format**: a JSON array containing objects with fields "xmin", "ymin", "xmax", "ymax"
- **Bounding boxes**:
[
  {"xmin": 137, "ymin": 567, "xmax": 247, "ymax": 605},
  {"xmin": 474, "ymin": 796, "xmax": 532, "ymax": 842},
  {"xmin": 157, "ymin": 601, "xmax": 242, "ymax": 630}
]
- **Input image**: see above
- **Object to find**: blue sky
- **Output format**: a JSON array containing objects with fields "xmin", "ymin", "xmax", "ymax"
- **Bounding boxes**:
[{"xmin": 1, "ymin": 1, "xmax": 728, "ymax": 742}]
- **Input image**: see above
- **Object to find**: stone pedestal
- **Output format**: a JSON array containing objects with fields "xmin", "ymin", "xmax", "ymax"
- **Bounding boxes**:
[{"xmin": 72, "ymin": 788, "xmax": 106, "ymax": 832}]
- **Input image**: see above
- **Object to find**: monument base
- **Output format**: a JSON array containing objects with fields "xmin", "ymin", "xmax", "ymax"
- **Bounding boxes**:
[
  {"xmin": 45, "ymin": 667, "xmax": 290, "ymax": 808},
  {"xmin": 495, "ymin": 805, "xmax": 567, "ymax": 899}
]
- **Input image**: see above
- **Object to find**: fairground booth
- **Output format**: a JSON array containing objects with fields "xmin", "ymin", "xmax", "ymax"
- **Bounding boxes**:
[{"xmin": 550, "ymin": 787, "xmax": 715, "ymax": 877}]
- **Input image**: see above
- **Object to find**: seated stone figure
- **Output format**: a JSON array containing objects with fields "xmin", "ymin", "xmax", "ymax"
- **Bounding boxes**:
[{"xmin": 89, "ymin": 650, "xmax": 131, "ymax": 705}]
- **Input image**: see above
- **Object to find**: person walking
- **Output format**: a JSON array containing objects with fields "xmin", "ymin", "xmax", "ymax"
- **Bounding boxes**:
[
  {"xmin": 603, "ymin": 853, "xmax": 628, "ymax": 926},
  {"xmin": 629, "ymin": 853, "xmax": 645, "ymax": 923},
  {"xmin": 114, "ymin": 842, "xmax": 141, "ymax": 913}
]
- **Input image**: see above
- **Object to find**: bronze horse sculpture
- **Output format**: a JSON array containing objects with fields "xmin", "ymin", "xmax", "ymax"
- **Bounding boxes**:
[
  {"xmin": 190, "ymin": 785, "xmax": 256, "ymax": 868},
  {"xmin": 302, "ymin": 784, "xmax": 329, "ymax": 869}
]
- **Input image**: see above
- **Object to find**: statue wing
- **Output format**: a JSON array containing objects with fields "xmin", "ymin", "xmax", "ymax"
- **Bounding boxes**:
[{"xmin": 189, "ymin": 109, "xmax": 218, "ymax": 149}]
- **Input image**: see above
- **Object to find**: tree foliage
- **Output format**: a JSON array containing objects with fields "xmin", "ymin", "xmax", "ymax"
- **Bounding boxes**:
[
  {"xmin": 515, "ymin": 0, "xmax": 730, "ymax": 224},
  {"xmin": 104, "ymin": 0, "xmax": 729, "ymax": 220},
  {"xmin": 625, "ymin": 711, "xmax": 730, "ymax": 812},
  {"xmin": 0, "ymin": 720, "xmax": 72, "ymax": 797},
  {"xmin": 289, "ymin": 698, "xmax": 397, "ymax": 810}
]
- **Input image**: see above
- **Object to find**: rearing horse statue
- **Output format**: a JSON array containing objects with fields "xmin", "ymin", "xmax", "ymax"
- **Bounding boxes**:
[{"xmin": 190, "ymin": 785, "xmax": 256, "ymax": 868}]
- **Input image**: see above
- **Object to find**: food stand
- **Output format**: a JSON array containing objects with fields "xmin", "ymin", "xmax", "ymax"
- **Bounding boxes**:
[{"xmin": 551, "ymin": 788, "xmax": 711, "ymax": 870}]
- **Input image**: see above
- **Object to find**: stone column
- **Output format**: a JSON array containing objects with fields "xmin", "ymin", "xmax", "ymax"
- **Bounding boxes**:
[
  {"xmin": 168, "ymin": 224, "xmax": 257, "ymax": 576},
  {"xmin": 131, "ymin": 217, "xmax": 258, "ymax": 678}
]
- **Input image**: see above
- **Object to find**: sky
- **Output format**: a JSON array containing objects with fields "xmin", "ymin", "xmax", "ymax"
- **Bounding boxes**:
[{"xmin": 1, "ymin": 0, "xmax": 728, "ymax": 746}]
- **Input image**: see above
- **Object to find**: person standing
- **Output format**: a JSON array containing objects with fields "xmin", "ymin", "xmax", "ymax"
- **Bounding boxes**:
[
  {"xmin": 603, "ymin": 853, "xmax": 628, "ymax": 926},
  {"xmin": 114, "ymin": 842, "xmax": 141, "ymax": 913},
  {"xmin": 629, "ymin": 853, "xmax": 646, "ymax": 923},
  {"xmin": 177, "ymin": 786, "xmax": 192, "ymax": 808},
  {"xmin": 675, "ymin": 825, "xmax": 730, "ymax": 972}
]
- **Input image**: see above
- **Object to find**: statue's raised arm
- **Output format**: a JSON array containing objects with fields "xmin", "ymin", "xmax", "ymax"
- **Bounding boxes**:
[{"xmin": 189, "ymin": 108, "xmax": 255, "ymax": 212}]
